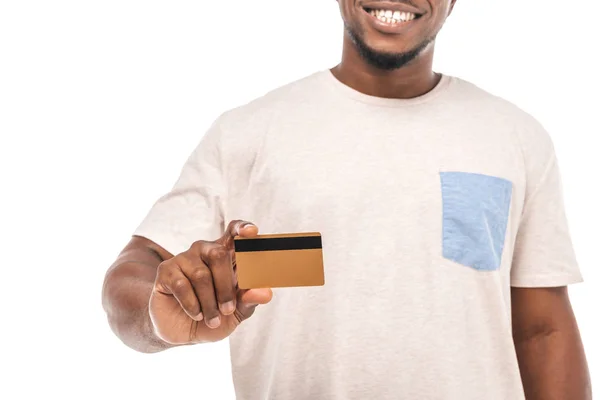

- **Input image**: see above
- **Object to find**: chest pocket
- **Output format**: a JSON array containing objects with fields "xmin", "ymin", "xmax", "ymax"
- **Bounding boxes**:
[{"xmin": 440, "ymin": 172, "xmax": 513, "ymax": 271}]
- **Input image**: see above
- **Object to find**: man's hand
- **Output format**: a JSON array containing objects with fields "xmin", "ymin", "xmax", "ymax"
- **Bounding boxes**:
[{"xmin": 149, "ymin": 220, "xmax": 273, "ymax": 345}]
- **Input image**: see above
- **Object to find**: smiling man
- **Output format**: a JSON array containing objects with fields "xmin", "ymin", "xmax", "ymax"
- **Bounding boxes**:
[{"xmin": 102, "ymin": 1, "xmax": 592, "ymax": 399}]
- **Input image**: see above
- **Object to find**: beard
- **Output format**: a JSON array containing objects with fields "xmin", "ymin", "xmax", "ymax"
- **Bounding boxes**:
[{"xmin": 345, "ymin": 23, "xmax": 435, "ymax": 70}]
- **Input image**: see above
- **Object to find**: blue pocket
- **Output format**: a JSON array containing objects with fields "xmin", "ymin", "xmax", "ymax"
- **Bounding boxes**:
[{"xmin": 440, "ymin": 172, "xmax": 512, "ymax": 271}]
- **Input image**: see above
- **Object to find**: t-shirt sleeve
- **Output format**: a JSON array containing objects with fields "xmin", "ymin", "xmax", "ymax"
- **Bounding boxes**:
[
  {"xmin": 510, "ymin": 118, "xmax": 583, "ymax": 287},
  {"xmin": 133, "ymin": 118, "xmax": 227, "ymax": 256}
]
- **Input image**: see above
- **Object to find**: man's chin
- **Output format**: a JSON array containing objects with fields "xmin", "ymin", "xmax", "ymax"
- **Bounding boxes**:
[
  {"xmin": 367, "ymin": 43, "xmax": 412, "ymax": 56},
  {"xmin": 347, "ymin": 25, "xmax": 434, "ymax": 70},
  {"xmin": 355, "ymin": 39, "xmax": 424, "ymax": 70}
]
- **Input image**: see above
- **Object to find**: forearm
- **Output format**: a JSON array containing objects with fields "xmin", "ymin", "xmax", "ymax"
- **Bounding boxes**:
[
  {"xmin": 514, "ymin": 327, "xmax": 591, "ymax": 399},
  {"xmin": 102, "ymin": 260, "xmax": 173, "ymax": 353}
]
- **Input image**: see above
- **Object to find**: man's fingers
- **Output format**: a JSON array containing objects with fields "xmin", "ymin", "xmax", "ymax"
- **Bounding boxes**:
[
  {"xmin": 196, "ymin": 243, "xmax": 237, "ymax": 316},
  {"xmin": 154, "ymin": 235, "xmax": 271, "ymax": 334},
  {"xmin": 176, "ymin": 252, "xmax": 223, "ymax": 329},
  {"xmin": 155, "ymin": 263, "xmax": 203, "ymax": 321},
  {"xmin": 163, "ymin": 221, "xmax": 263, "ymax": 329},
  {"xmin": 215, "ymin": 220, "xmax": 258, "ymax": 299}
]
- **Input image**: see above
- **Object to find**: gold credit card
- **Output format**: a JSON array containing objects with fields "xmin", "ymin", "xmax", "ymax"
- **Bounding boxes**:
[{"xmin": 234, "ymin": 232, "xmax": 325, "ymax": 289}]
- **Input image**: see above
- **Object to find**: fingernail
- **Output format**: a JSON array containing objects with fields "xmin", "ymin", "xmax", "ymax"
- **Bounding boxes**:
[
  {"xmin": 207, "ymin": 316, "xmax": 221, "ymax": 328},
  {"xmin": 238, "ymin": 223, "xmax": 254, "ymax": 234},
  {"xmin": 220, "ymin": 301, "xmax": 235, "ymax": 315},
  {"xmin": 194, "ymin": 312, "xmax": 204, "ymax": 321}
]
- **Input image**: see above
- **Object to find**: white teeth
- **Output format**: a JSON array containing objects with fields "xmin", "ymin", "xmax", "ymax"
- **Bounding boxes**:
[{"xmin": 368, "ymin": 8, "xmax": 416, "ymax": 24}]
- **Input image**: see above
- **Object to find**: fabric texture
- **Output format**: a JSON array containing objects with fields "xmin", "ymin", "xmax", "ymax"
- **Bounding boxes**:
[
  {"xmin": 440, "ymin": 171, "xmax": 513, "ymax": 271},
  {"xmin": 133, "ymin": 70, "xmax": 583, "ymax": 400}
]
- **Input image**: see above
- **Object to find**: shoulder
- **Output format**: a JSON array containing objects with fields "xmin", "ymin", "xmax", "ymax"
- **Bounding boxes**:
[
  {"xmin": 215, "ymin": 71, "xmax": 324, "ymax": 136},
  {"xmin": 205, "ymin": 71, "xmax": 325, "ymax": 168},
  {"xmin": 450, "ymin": 76, "xmax": 554, "ymax": 155},
  {"xmin": 450, "ymin": 77, "xmax": 539, "ymax": 123}
]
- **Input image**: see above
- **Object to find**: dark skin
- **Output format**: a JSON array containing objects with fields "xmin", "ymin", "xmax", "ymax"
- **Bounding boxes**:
[
  {"xmin": 512, "ymin": 287, "xmax": 591, "ymax": 399},
  {"xmin": 332, "ymin": 0, "xmax": 456, "ymax": 98},
  {"xmin": 102, "ymin": 0, "xmax": 591, "ymax": 397},
  {"xmin": 102, "ymin": 220, "xmax": 272, "ymax": 351}
]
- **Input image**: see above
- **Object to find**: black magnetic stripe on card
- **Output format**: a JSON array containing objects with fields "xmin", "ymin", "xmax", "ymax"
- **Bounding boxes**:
[{"xmin": 234, "ymin": 236, "xmax": 322, "ymax": 252}]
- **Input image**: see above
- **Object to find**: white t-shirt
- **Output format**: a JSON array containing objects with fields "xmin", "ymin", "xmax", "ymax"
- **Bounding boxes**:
[{"xmin": 134, "ymin": 70, "xmax": 583, "ymax": 400}]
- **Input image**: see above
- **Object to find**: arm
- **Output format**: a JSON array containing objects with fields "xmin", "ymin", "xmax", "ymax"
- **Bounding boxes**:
[
  {"xmin": 511, "ymin": 286, "xmax": 592, "ymax": 399},
  {"xmin": 102, "ymin": 223, "xmax": 272, "ymax": 354},
  {"xmin": 102, "ymin": 116, "xmax": 274, "ymax": 352},
  {"xmin": 102, "ymin": 236, "xmax": 175, "ymax": 353}
]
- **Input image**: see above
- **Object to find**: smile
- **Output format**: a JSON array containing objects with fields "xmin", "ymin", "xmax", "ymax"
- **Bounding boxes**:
[{"xmin": 364, "ymin": 8, "xmax": 417, "ymax": 25}]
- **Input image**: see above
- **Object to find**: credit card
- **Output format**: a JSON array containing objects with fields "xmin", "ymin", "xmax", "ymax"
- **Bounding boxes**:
[{"xmin": 234, "ymin": 232, "xmax": 325, "ymax": 289}]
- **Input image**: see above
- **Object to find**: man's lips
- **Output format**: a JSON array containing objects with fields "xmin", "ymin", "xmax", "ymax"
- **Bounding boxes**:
[
  {"xmin": 359, "ymin": 3, "xmax": 423, "ymax": 33},
  {"xmin": 359, "ymin": 1, "xmax": 424, "ymax": 16}
]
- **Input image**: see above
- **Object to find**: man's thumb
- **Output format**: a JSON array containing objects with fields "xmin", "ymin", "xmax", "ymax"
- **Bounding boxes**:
[
  {"xmin": 235, "ymin": 288, "xmax": 273, "ymax": 321},
  {"xmin": 219, "ymin": 220, "xmax": 258, "ymax": 247}
]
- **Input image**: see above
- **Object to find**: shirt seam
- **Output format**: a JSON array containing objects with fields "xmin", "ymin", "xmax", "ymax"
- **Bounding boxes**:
[
  {"xmin": 510, "ymin": 270, "xmax": 583, "ymax": 285},
  {"xmin": 321, "ymin": 70, "xmax": 455, "ymax": 108},
  {"xmin": 519, "ymin": 152, "xmax": 557, "ymax": 220}
]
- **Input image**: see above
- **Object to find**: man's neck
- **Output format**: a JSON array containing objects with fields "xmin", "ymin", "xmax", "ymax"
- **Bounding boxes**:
[{"xmin": 331, "ymin": 36, "xmax": 440, "ymax": 99}]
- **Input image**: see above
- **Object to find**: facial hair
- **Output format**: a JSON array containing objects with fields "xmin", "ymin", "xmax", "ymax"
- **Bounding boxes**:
[{"xmin": 345, "ymin": 23, "xmax": 435, "ymax": 70}]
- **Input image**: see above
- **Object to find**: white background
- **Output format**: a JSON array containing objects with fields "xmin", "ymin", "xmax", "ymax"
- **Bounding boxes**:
[{"xmin": 1, "ymin": 0, "xmax": 598, "ymax": 398}]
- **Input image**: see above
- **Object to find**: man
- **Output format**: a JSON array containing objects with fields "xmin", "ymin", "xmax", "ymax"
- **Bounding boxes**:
[{"xmin": 102, "ymin": 0, "xmax": 592, "ymax": 399}]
